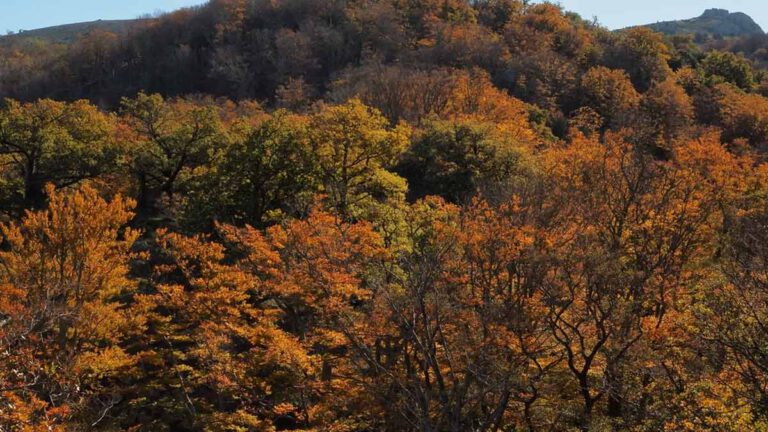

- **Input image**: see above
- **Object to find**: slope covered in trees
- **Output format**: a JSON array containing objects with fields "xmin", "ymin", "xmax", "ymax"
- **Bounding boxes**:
[{"xmin": 3, "ymin": 0, "xmax": 768, "ymax": 431}]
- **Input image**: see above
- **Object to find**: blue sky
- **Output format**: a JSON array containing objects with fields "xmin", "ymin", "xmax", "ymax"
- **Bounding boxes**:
[
  {"xmin": 548, "ymin": 1, "xmax": 768, "ymax": 31},
  {"xmin": 1, "ymin": 1, "xmax": 766, "ymax": 33},
  {"xmin": 2, "ymin": 0, "xmax": 206, "ymax": 33}
]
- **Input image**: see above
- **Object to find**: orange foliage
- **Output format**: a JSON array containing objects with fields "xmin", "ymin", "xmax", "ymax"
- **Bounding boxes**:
[{"xmin": 0, "ymin": 185, "xmax": 140, "ymax": 428}]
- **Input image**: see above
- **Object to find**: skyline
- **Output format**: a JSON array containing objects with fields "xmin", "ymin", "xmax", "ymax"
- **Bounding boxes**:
[
  {"xmin": 547, "ymin": 0, "xmax": 768, "ymax": 31},
  {"xmin": 1, "ymin": 1, "xmax": 767, "ymax": 34},
  {"xmin": 2, "ymin": 0, "xmax": 206, "ymax": 34}
]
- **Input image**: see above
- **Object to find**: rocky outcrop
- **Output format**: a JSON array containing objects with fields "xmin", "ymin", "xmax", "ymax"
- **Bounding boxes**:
[{"xmin": 639, "ymin": 9, "xmax": 764, "ymax": 37}]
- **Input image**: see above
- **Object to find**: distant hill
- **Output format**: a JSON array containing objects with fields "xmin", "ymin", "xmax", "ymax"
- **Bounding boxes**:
[
  {"xmin": 2, "ymin": 0, "xmax": 767, "ymax": 108},
  {"xmin": 640, "ymin": 9, "xmax": 764, "ymax": 38},
  {"xmin": 1, "ymin": 19, "xmax": 150, "ymax": 45}
]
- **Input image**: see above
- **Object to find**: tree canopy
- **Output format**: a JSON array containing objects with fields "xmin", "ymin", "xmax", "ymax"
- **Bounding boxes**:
[{"xmin": 2, "ymin": 0, "xmax": 768, "ymax": 430}]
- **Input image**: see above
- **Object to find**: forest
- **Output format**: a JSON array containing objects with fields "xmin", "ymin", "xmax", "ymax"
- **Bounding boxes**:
[{"xmin": 3, "ymin": 0, "xmax": 768, "ymax": 430}]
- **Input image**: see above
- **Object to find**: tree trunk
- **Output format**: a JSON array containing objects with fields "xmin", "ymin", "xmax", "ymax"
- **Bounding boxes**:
[
  {"xmin": 23, "ymin": 159, "xmax": 44, "ymax": 208},
  {"xmin": 606, "ymin": 364, "xmax": 624, "ymax": 419}
]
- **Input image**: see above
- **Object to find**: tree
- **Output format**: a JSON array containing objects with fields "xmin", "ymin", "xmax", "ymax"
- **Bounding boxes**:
[
  {"xmin": 0, "ymin": 185, "xmax": 141, "ymax": 429},
  {"xmin": 331, "ymin": 66, "xmax": 539, "ymax": 132},
  {"xmin": 347, "ymin": 0, "xmax": 408, "ymax": 61},
  {"xmin": 537, "ymin": 132, "xmax": 730, "ymax": 429},
  {"xmin": 328, "ymin": 64, "xmax": 457, "ymax": 123},
  {"xmin": 605, "ymin": 27, "xmax": 672, "ymax": 92},
  {"xmin": 503, "ymin": 2, "xmax": 595, "ymax": 61},
  {"xmin": 186, "ymin": 110, "xmax": 319, "ymax": 229},
  {"xmin": 700, "ymin": 51, "xmax": 755, "ymax": 91},
  {"xmin": 400, "ymin": 118, "xmax": 534, "ymax": 203},
  {"xmin": 695, "ymin": 161, "xmax": 768, "ymax": 423},
  {"xmin": 475, "ymin": 0, "xmax": 525, "ymax": 32},
  {"xmin": 710, "ymin": 83, "xmax": 768, "ymax": 147},
  {"xmin": 419, "ymin": 22, "xmax": 510, "ymax": 71},
  {"xmin": 640, "ymin": 78, "xmax": 694, "ymax": 149},
  {"xmin": 144, "ymin": 204, "xmax": 389, "ymax": 429},
  {"xmin": 649, "ymin": 135, "xmax": 764, "ymax": 431},
  {"xmin": 346, "ymin": 198, "xmax": 556, "ymax": 430},
  {"xmin": 120, "ymin": 93, "xmax": 224, "ymax": 210},
  {"xmin": 0, "ymin": 99, "xmax": 117, "ymax": 208},
  {"xmin": 139, "ymin": 225, "xmax": 314, "ymax": 430},
  {"xmin": 510, "ymin": 51, "xmax": 580, "ymax": 113},
  {"xmin": 308, "ymin": 99, "xmax": 410, "ymax": 218},
  {"xmin": 579, "ymin": 66, "xmax": 640, "ymax": 130}
]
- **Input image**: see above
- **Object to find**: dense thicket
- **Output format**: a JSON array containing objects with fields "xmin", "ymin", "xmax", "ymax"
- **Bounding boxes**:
[
  {"xmin": 3, "ymin": 1, "xmax": 768, "ymax": 431},
  {"xmin": 0, "ymin": 0, "xmax": 765, "ymax": 108}
]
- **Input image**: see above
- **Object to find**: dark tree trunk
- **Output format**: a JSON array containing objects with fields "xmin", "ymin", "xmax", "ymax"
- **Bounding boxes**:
[{"xmin": 606, "ymin": 364, "xmax": 624, "ymax": 419}]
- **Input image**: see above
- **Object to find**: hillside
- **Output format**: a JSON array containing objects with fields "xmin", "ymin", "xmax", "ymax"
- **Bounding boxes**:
[
  {"xmin": 0, "ymin": 2, "xmax": 766, "ymax": 106},
  {"xmin": 642, "ymin": 8, "xmax": 764, "ymax": 37},
  {"xmin": 1, "ymin": 19, "xmax": 149, "ymax": 44}
]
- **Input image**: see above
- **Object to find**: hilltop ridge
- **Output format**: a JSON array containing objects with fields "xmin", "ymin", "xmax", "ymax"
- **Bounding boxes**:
[
  {"xmin": 2, "ymin": 19, "xmax": 149, "ymax": 44},
  {"xmin": 639, "ymin": 8, "xmax": 764, "ymax": 37}
]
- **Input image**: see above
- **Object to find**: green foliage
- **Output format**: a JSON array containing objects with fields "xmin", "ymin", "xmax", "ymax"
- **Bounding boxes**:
[
  {"xmin": 400, "ymin": 118, "xmax": 534, "ymax": 202},
  {"xmin": 186, "ymin": 110, "xmax": 319, "ymax": 229},
  {"xmin": 700, "ymin": 51, "xmax": 756, "ymax": 90},
  {"xmin": 120, "ymin": 92, "xmax": 224, "ymax": 208},
  {"xmin": 308, "ymin": 98, "xmax": 411, "ymax": 218},
  {"xmin": 0, "ymin": 98, "xmax": 117, "ymax": 208},
  {"xmin": 605, "ymin": 27, "xmax": 672, "ymax": 92}
]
